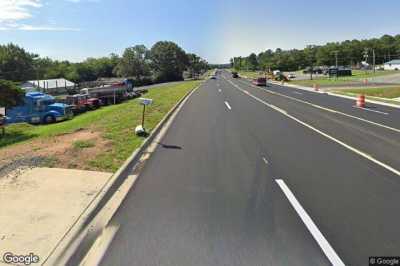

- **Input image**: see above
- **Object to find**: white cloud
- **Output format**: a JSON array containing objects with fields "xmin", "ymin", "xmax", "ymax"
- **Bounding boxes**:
[
  {"xmin": 0, "ymin": 0, "xmax": 42, "ymax": 22},
  {"xmin": 0, "ymin": 0, "xmax": 81, "ymax": 31}
]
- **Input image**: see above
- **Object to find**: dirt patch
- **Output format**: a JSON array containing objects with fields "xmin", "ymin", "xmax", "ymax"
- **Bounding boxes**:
[{"xmin": 0, "ymin": 128, "xmax": 112, "ymax": 179}]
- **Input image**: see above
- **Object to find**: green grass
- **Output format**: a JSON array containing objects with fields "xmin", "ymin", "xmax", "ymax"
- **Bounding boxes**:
[
  {"xmin": 72, "ymin": 140, "xmax": 96, "ymax": 149},
  {"xmin": 291, "ymin": 70, "xmax": 398, "ymax": 87},
  {"xmin": 231, "ymin": 68, "xmax": 399, "ymax": 87},
  {"xmin": 0, "ymin": 80, "xmax": 201, "ymax": 171},
  {"xmin": 334, "ymin": 87, "xmax": 400, "ymax": 99}
]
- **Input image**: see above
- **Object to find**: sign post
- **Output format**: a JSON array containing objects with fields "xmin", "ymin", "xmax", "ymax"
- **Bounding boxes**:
[{"xmin": 135, "ymin": 98, "xmax": 153, "ymax": 136}]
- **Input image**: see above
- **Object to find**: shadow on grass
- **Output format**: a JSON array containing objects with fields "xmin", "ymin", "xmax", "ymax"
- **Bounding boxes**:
[{"xmin": 0, "ymin": 130, "xmax": 38, "ymax": 149}]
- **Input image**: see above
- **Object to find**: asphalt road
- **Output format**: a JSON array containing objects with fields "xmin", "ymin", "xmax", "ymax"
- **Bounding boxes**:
[{"xmin": 98, "ymin": 71, "xmax": 400, "ymax": 266}]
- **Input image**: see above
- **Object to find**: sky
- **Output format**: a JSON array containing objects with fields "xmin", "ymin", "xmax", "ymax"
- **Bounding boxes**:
[{"xmin": 1, "ymin": 0, "xmax": 400, "ymax": 64}]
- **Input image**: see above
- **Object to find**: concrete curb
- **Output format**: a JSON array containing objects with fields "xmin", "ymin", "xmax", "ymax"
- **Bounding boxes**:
[{"xmin": 43, "ymin": 81, "xmax": 203, "ymax": 266}]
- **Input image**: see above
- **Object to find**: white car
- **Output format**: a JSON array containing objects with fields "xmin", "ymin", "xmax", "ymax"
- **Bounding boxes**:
[{"xmin": 287, "ymin": 73, "xmax": 296, "ymax": 79}]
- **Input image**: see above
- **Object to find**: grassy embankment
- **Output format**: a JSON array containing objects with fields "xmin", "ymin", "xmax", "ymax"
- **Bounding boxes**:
[{"xmin": 0, "ymin": 80, "xmax": 201, "ymax": 171}]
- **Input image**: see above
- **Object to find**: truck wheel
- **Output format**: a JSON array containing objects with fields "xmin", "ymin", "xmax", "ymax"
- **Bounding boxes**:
[{"xmin": 44, "ymin": 115, "xmax": 55, "ymax": 124}]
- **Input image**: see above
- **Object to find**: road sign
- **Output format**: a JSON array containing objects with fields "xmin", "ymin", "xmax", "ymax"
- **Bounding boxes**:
[{"xmin": 139, "ymin": 98, "xmax": 153, "ymax": 106}]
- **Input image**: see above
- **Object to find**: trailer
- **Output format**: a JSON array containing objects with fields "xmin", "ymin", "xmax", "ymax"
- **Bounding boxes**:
[{"xmin": 80, "ymin": 80, "xmax": 133, "ymax": 105}]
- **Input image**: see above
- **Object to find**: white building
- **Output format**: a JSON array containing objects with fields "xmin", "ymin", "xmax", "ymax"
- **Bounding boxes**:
[
  {"xmin": 383, "ymin": 60, "xmax": 400, "ymax": 71},
  {"xmin": 21, "ymin": 78, "xmax": 76, "ymax": 95}
]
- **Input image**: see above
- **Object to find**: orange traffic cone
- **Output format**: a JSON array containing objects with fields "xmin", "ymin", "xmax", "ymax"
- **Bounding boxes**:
[{"xmin": 356, "ymin": 94, "xmax": 366, "ymax": 108}]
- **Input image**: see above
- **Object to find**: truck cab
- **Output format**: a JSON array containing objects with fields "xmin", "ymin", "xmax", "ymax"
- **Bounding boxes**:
[{"xmin": 6, "ymin": 92, "xmax": 73, "ymax": 124}]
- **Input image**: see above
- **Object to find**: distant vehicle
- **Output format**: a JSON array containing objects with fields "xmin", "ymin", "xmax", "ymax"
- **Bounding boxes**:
[
  {"xmin": 6, "ymin": 92, "xmax": 73, "ymax": 124},
  {"xmin": 252, "ymin": 77, "xmax": 267, "ymax": 86},
  {"xmin": 328, "ymin": 67, "xmax": 352, "ymax": 77},
  {"xmin": 232, "ymin": 72, "xmax": 239, "ymax": 78},
  {"xmin": 287, "ymin": 73, "xmax": 296, "ymax": 79},
  {"xmin": 210, "ymin": 75, "xmax": 217, "ymax": 80},
  {"xmin": 80, "ymin": 79, "xmax": 133, "ymax": 105},
  {"xmin": 273, "ymin": 70, "xmax": 281, "ymax": 76}
]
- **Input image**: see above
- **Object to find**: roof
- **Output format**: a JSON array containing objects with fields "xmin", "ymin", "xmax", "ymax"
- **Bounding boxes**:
[
  {"xmin": 384, "ymin": 60, "xmax": 400, "ymax": 65},
  {"xmin": 23, "ymin": 78, "xmax": 75, "ymax": 89}
]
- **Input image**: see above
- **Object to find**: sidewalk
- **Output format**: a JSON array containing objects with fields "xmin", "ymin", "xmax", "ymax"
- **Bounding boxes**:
[{"xmin": 0, "ymin": 168, "xmax": 112, "ymax": 265}]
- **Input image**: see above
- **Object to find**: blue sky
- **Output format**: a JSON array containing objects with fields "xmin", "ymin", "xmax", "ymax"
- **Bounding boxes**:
[{"xmin": 1, "ymin": 0, "xmax": 399, "ymax": 63}]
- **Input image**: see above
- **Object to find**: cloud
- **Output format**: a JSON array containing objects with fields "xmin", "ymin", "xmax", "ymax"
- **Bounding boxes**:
[
  {"xmin": 0, "ymin": 0, "xmax": 81, "ymax": 31},
  {"xmin": 0, "ymin": 0, "xmax": 42, "ymax": 22}
]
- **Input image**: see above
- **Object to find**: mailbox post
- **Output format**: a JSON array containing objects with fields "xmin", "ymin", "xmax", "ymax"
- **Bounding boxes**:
[{"xmin": 135, "ymin": 98, "xmax": 153, "ymax": 136}]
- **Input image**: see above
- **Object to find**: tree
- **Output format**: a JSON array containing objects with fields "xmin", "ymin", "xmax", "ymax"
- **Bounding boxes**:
[
  {"xmin": 0, "ymin": 80, "xmax": 24, "ymax": 108},
  {"xmin": 0, "ymin": 43, "xmax": 37, "ymax": 81},
  {"xmin": 187, "ymin": 53, "xmax": 208, "ymax": 78},
  {"xmin": 150, "ymin": 41, "xmax": 188, "ymax": 82},
  {"xmin": 114, "ymin": 45, "xmax": 151, "ymax": 82},
  {"xmin": 0, "ymin": 80, "xmax": 24, "ymax": 136}
]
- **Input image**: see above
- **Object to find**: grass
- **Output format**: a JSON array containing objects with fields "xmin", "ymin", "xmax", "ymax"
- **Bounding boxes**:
[
  {"xmin": 73, "ymin": 140, "xmax": 96, "ymax": 149},
  {"xmin": 231, "ymin": 68, "xmax": 399, "ymax": 87},
  {"xmin": 291, "ymin": 70, "xmax": 399, "ymax": 87},
  {"xmin": 332, "ymin": 87, "xmax": 400, "ymax": 105},
  {"xmin": 0, "ymin": 80, "xmax": 201, "ymax": 171},
  {"xmin": 336, "ymin": 87, "xmax": 400, "ymax": 99}
]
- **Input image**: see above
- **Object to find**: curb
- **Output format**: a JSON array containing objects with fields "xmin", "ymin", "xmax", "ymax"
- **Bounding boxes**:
[{"xmin": 43, "ymin": 81, "xmax": 203, "ymax": 266}]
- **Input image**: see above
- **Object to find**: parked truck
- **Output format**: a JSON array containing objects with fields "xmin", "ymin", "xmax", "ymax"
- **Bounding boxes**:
[
  {"xmin": 80, "ymin": 79, "xmax": 134, "ymax": 105},
  {"xmin": 6, "ymin": 92, "xmax": 73, "ymax": 124},
  {"xmin": 65, "ymin": 94, "xmax": 101, "ymax": 114}
]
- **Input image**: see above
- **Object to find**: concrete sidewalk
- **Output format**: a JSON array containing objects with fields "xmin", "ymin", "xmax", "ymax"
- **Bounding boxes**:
[{"xmin": 0, "ymin": 168, "xmax": 112, "ymax": 265}]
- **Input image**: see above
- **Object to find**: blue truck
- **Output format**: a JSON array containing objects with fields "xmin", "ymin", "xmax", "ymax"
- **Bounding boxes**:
[{"xmin": 6, "ymin": 92, "xmax": 73, "ymax": 124}]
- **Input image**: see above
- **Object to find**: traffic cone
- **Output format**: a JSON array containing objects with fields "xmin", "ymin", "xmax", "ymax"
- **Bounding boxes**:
[{"xmin": 356, "ymin": 94, "xmax": 366, "ymax": 108}]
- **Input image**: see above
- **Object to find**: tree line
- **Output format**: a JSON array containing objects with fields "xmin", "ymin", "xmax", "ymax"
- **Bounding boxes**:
[
  {"xmin": 0, "ymin": 41, "xmax": 209, "ymax": 85},
  {"xmin": 231, "ymin": 34, "xmax": 400, "ymax": 72}
]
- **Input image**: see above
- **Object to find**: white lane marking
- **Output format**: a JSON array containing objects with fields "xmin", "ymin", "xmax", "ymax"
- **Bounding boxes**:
[
  {"xmin": 352, "ymin": 106, "xmax": 389, "ymax": 115},
  {"xmin": 223, "ymin": 77, "xmax": 400, "ymax": 177},
  {"xmin": 293, "ymin": 91, "xmax": 303, "ymax": 95},
  {"xmin": 235, "ymin": 78, "xmax": 400, "ymax": 133},
  {"xmin": 218, "ymin": 89, "xmax": 222, "ymax": 92},
  {"xmin": 262, "ymin": 157, "xmax": 269, "ymax": 165},
  {"xmin": 275, "ymin": 179, "xmax": 345, "ymax": 266},
  {"xmin": 224, "ymin": 101, "xmax": 232, "ymax": 110}
]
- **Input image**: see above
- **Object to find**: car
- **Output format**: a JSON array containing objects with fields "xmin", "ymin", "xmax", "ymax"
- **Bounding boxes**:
[
  {"xmin": 252, "ymin": 77, "xmax": 267, "ymax": 86},
  {"xmin": 287, "ymin": 73, "xmax": 296, "ymax": 79},
  {"xmin": 210, "ymin": 75, "xmax": 217, "ymax": 80},
  {"xmin": 232, "ymin": 72, "xmax": 239, "ymax": 78}
]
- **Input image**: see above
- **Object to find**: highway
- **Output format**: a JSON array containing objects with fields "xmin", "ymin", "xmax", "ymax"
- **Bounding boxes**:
[{"xmin": 98, "ymin": 70, "xmax": 400, "ymax": 266}]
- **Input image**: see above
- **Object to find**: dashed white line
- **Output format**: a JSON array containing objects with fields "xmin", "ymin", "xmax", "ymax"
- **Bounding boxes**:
[
  {"xmin": 352, "ymin": 106, "xmax": 389, "ymax": 115},
  {"xmin": 262, "ymin": 157, "xmax": 269, "ymax": 165},
  {"xmin": 292, "ymin": 91, "xmax": 303, "ymax": 95},
  {"xmin": 275, "ymin": 179, "xmax": 345, "ymax": 266},
  {"xmin": 218, "ymin": 89, "xmax": 222, "ymax": 92},
  {"xmin": 224, "ymin": 101, "xmax": 232, "ymax": 110}
]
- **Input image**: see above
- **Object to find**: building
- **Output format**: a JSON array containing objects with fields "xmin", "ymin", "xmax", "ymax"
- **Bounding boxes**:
[
  {"xmin": 384, "ymin": 60, "xmax": 400, "ymax": 71},
  {"xmin": 21, "ymin": 78, "xmax": 76, "ymax": 95}
]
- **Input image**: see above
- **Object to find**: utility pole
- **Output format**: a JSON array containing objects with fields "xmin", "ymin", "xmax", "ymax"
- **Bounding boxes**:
[
  {"xmin": 333, "ymin": 51, "xmax": 339, "ymax": 68},
  {"xmin": 372, "ymin": 49, "xmax": 376, "ymax": 74}
]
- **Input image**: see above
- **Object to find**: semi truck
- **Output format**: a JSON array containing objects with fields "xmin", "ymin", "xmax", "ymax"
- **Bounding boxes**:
[
  {"xmin": 6, "ymin": 92, "xmax": 73, "ymax": 124},
  {"xmin": 65, "ymin": 94, "xmax": 101, "ymax": 114},
  {"xmin": 80, "ymin": 79, "xmax": 134, "ymax": 105}
]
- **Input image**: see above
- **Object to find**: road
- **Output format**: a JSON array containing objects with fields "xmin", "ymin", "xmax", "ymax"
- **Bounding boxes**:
[{"xmin": 97, "ymin": 70, "xmax": 400, "ymax": 266}]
